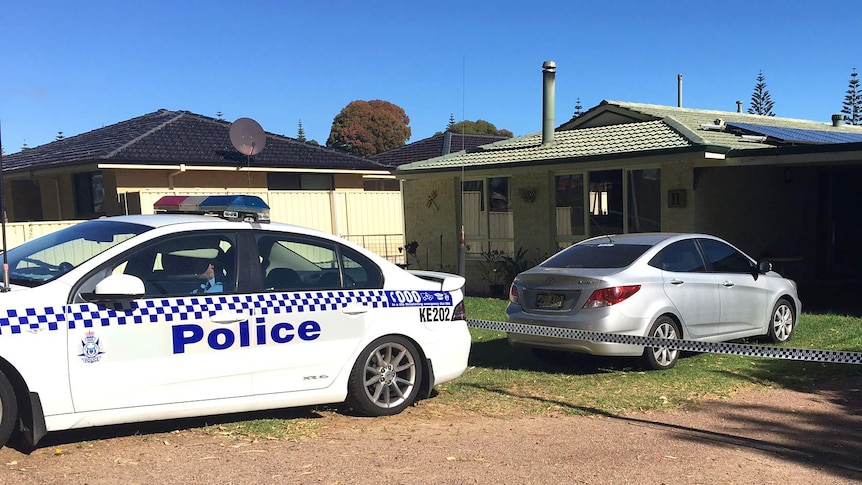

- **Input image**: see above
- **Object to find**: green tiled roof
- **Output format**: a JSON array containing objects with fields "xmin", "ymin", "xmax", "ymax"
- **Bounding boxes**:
[
  {"xmin": 397, "ymin": 120, "xmax": 692, "ymax": 172},
  {"xmin": 397, "ymin": 100, "xmax": 862, "ymax": 174}
]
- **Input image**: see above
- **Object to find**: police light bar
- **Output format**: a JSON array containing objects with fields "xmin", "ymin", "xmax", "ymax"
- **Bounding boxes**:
[{"xmin": 153, "ymin": 195, "xmax": 270, "ymax": 223}]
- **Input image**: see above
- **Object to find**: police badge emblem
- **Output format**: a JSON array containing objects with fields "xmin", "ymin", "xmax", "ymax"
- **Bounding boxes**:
[{"xmin": 79, "ymin": 331, "xmax": 104, "ymax": 363}]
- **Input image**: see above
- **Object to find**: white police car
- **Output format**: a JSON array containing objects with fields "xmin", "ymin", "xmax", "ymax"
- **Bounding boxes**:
[{"xmin": 0, "ymin": 195, "xmax": 471, "ymax": 448}]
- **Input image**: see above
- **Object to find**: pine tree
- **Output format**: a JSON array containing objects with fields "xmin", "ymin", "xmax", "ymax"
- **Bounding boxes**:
[
  {"xmin": 842, "ymin": 68, "xmax": 861, "ymax": 125},
  {"xmin": 573, "ymin": 98, "xmax": 584, "ymax": 117},
  {"xmin": 748, "ymin": 70, "xmax": 776, "ymax": 116},
  {"xmin": 447, "ymin": 114, "xmax": 456, "ymax": 132},
  {"xmin": 297, "ymin": 119, "xmax": 307, "ymax": 142}
]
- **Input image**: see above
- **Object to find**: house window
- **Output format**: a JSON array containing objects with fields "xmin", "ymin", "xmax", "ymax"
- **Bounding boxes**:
[
  {"xmin": 73, "ymin": 171, "xmax": 105, "ymax": 217},
  {"xmin": 267, "ymin": 173, "xmax": 334, "ymax": 190},
  {"xmin": 363, "ymin": 179, "xmax": 400, "ymax": 191},
  {"xmin": 462, "ymin": 177, "xmax": 513, "ymax": 256},
  {"xmin": 627, "ymin": 169, "xmax": 661, "ymax": 232},
  {"xmin": 555, "ymin": 174, "xmax": 585, "ymax": 240},
  {"xmin": 588, "ymin": 170, "xmax": 623, "ymax": 235}
]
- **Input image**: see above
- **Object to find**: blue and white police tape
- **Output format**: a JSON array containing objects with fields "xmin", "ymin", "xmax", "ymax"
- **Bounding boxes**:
[{"xmin": 466, "ymin": 318, "xmax": 862, "ymax": 365}]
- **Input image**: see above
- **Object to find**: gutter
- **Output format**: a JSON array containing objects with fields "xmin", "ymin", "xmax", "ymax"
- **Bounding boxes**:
[{"xmin": 97, "ymin": 163, "xmax": 391, "ymax": 176}]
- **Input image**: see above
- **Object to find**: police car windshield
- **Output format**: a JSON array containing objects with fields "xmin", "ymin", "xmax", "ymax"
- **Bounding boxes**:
[{"xmin": 2, "ymin": 220, "xmax": 151, "ymax": 287}]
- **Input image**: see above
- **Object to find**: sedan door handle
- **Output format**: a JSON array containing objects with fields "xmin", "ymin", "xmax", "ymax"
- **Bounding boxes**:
[
  {"xmin": 670, "ymin": 279, "xmax": 684, "ymax": 285},
  {"xmin": 210, "ymin": 311, "xmax": 247, "ymax": 324},
  {"xmin": 722, "ymin": 281, "xmax": 735, "ymax": 287},
  {"xmin": 342, "ymin": 303, "xmax": 370, "ymax": 315}
]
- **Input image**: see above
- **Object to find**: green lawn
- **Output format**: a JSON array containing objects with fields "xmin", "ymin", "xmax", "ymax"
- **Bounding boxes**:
[{"xmin": 202, "ymin": 296, "xmax": 862, "ymax": 439}]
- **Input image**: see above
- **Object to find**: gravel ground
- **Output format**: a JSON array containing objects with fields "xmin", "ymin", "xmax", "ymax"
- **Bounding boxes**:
[{"xmin": 0, "ymin": 376, "xmax": 859, "ymax": 484}]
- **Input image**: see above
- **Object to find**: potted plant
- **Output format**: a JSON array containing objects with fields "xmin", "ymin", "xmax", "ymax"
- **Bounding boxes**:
[{"xmin": 478, "ymin": 249, "xmax": 506, "ymax": 297}]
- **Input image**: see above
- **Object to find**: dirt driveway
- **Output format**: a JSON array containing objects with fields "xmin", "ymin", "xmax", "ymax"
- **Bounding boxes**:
[{"xmin": 0, "ymin": 377, "xmax": 859, "ymax": 484}]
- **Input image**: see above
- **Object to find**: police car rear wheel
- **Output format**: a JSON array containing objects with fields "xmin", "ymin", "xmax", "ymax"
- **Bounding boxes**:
[
  {"xmin": 0, "ymin": 371, "xmax": 18, "ymax": 448},
  {"xmin": 347, "ymin": 336, "xmax": 422, "ymax": 416}
]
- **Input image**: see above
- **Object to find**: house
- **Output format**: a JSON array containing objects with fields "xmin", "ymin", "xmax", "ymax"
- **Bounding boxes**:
[
  {"xmin": 0, "ymin": 109, "xmax": 406, "ymax": 261},
  {"xmin": 372, "ymin": 132, "xmax": 508, "ymax": 168},
  {"xmin": 396, "ymin": 65, "xmax": 862, "ymax": 294}
]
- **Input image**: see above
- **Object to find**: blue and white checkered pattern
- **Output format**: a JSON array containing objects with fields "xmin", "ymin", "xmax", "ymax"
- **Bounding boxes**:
[{"xmin": 0, "ymin": 290, "xmax": 393, "ymax": 335}]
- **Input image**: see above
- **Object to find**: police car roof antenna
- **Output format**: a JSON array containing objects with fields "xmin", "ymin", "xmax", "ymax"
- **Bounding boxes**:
[
  {"xmin": 229, "ymin": 117, "xmax": 267, "ymax": 190},
  {"xmin": 0, "ymin": 122, "xmax": 9, "ymax": 292}
]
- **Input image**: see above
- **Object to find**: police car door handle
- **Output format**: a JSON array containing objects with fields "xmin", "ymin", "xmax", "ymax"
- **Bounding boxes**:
[
  {"xmin": 342, "ymin": 304, "xmax": 369, "ymax": 315},
  {"xmin": 670, "ymin": 279, "xmax": 684, "ymax": 285},
  {"xmin": 722, "ymin": 281, "xmax": 735, "ymax": 287},
  {"xmin": 210, "ymin": 311, "xmax": 247, "ymax": 324}
]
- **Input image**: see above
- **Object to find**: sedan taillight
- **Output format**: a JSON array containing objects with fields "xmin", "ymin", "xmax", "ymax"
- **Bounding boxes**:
[
  {"xmin": 509, "ymin": 284, "xmax": 520, "ymax": 305},
  {"xmin": 452, "ymin": 301, "xmax": 466, "ymax": 320},
  {"xmin": 583, "ymin": 285, "xmax": 641, "ymax": 308}
]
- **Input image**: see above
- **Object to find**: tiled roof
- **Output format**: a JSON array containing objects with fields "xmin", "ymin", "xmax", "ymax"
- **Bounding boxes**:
[
  {"xmin": 2, "ymin": 109, "xmax": 387, "ymax": 173},
  {"xmin": 397, "ymin": 120, "xmax": 692, "ymax": 172},
  {"xmin": 371, "ymin": 132, "xmax": 507, "ymax": 167},
  {"xmin": 567, "ymin": 101, "xmax": 862, "ymax": 151},
  {"xmin": 397, "ymin": 100, "xmax": 862, "ymax": 173}
]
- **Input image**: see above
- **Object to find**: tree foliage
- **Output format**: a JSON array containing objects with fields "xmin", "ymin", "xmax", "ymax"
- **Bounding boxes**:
[
  {"xmin": 748, "ymin": 70, "xmax": 776, "ymax": 116},
  {"xmin": 842, "ymin": 67, "xmax": 861, "ymax": 125},
  {"xmin": 327, "ymin": 100, "xmax": 411, "ymax": 156},
  {"xmin": 572, "ymin": 97, "xmax": 584, "ymax": 118},
  {"xmin": 296, "ymin": 119, "xmax": 307, "ymax": 142},
  {"xmin": 445, "ymin": 119, "xmax": 513, "ymax": 137}
]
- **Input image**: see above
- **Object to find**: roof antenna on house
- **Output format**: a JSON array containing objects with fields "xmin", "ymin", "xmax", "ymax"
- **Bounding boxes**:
[
  {"xmin": 230, "ymin": 117, "xmax": 267, "ymax": 189},
  {"xmin": 0, "ymin": 122, "xmax": 9, "ymax": 292}
]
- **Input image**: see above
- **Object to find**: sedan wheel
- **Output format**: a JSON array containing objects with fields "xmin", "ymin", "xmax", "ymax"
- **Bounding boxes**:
[
  {"xmin": 0, "ymin": 371, "xmax": 18, "ymax": 449},
  {"xmin": 642, "ymin": 316, "xmax": 680, "ymax": 370},
  {"xmin": 347, "ymin": 336, "xmax": 423, "ymax": 416},
  {"xmin": 767, "ymin": 298, "xmax": 795, "ymax": 343}
]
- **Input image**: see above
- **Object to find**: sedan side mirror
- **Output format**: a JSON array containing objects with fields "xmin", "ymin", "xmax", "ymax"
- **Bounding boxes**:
[
  {"xmin": 758, "ymin": 261, "xmax": 773, "ymax": 274},
  {"xmin": 80, "ymin": 274, "xmax": 146, "ymax": 302}
]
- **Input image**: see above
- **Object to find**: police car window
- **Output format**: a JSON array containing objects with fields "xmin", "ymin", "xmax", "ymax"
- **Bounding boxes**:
[
  {"xmin": 4, "ymin": 220, "xmax": 149, "ymax": 287},
  {"xmin": 257, "ymin": 234, "xmax": 382, "ymax": 291},
  {"xmin": 76, "ymin": 232, "xmax": 237, "ymax": 299}
]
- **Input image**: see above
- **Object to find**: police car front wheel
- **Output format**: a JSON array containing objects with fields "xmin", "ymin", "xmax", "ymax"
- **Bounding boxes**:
[
  {"xmin": 347, "ymin": 336, "xmax": 423, "ymax": 416},
  {"xmin": 0, "ymin": 371, "xmax": 18, "ymax": 449}
]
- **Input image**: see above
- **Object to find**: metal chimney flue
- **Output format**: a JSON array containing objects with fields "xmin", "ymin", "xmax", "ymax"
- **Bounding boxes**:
[
  {"xmin": 832, "ymin": 114, "xmax": 845, "ymax": 127},
  {"xmin": 677, "ymin": 74, "xmax": 683, "ymax": 107},
  {"xmin": 542, "ymin": 61, "xmax": 556, "ymax": 146},
  {"xmin": 736, "ymin": 101, "xmax": 743, "ymax": 113}
]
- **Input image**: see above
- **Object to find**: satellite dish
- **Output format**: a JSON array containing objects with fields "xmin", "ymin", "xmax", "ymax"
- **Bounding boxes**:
[{"xmin": 229, "ymin": 117, "xmax": 266, "ymax": 156}]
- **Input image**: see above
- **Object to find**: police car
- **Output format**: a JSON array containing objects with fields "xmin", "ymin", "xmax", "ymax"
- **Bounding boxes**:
[{"xmin": 0, "ymin": 195, "xmax": 471, "ymax": 448}]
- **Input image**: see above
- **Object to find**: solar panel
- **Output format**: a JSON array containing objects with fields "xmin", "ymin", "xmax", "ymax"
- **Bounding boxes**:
[{"xmin": 727, "ymin": 122, "xmax": 862, "ymax": 144}]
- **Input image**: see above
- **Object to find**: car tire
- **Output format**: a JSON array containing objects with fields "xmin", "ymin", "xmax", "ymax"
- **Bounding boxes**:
[
  {"xmin": 642, "ymin": 316, "xmax": 681, "ymax": 371},
  {"xmin": 0, "ymin": 371, "xmax": 18, "ymax": 448},
  {"xmin": 767, "ymin": 298, "xmax": 795, "ymax": 343},
  {"xmin": 346, "ymin": 336, "xmax": 423, "ymax": 416}
]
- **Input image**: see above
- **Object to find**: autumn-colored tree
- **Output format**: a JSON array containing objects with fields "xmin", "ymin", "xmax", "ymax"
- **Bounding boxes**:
[
  {"xmin": 445, "ymin": 119, "xmax": 513, "ymax": 137},
  {"xmin": 327, "ymin": 100, "xmax": 411, "ymax": 155}
]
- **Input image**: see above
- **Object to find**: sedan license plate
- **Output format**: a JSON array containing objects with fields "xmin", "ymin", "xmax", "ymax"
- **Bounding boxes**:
[{"xmin": 536, "ymin": 293, "xmax": 564, "ymax": 309}]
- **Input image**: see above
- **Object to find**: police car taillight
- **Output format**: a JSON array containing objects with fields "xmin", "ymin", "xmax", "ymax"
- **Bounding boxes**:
[
  {"xmin": 153, "ymin": 195, "xmax": 271, "ymax": 223},
  {"xmin": 452, "ymin": 301, "xmax": 466, "ymax": 321}
]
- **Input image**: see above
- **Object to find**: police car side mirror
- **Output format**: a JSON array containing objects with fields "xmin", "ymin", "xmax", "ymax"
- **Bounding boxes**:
[{"xmin": 81, "ymin": 274, "xmax": 146, "ymax": 302}]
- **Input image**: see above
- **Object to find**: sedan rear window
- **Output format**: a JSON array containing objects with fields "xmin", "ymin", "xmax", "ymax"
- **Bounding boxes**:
[{"xmin": 542, "ymin": 243, "xmax": 651, "ymax": 269}]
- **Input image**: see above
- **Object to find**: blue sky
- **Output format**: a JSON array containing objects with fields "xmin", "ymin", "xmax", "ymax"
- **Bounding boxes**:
[{"xmin": 1, "ymin": 1, "xmax": 858, "ymax": 152}]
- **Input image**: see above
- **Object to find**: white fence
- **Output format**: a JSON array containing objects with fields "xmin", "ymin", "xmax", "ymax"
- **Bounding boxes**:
[{"xmin": 5, "ymin": 190, "xmax": 407, "ymax": 264}]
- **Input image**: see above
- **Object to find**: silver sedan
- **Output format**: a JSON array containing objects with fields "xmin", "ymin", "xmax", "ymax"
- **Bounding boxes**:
[{"xmin": 505, "ymin": 233, "xmax": 800, "ymax": 370}]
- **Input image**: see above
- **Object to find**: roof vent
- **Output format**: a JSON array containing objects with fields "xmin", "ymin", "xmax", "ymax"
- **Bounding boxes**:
[
  {"xmin": 699, "ymin": 118, "xmax": 726, "ymax": 131},
  {"xmin": 832, "ymin": 114, "xmax": 845, "ymax": 127}
]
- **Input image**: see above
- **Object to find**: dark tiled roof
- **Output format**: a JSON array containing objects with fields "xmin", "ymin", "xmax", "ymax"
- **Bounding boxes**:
[
  {"xmin": 2, "ymin": 109, "xmax": 388, "ymax": 173},
  {"xmin": 371, "ymin": 132, "xmax": 507, "ymax": 167}
]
